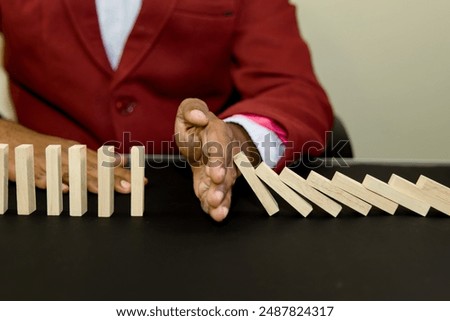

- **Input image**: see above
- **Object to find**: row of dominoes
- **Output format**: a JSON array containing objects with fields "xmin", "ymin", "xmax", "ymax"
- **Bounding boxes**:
[
  {"xmin": 234, "ymin": 152, "xmax": 450, "ymax": 217},
  {"xmin": 0, "ymin": 144, "xmax": 146, "ymax": 217}
]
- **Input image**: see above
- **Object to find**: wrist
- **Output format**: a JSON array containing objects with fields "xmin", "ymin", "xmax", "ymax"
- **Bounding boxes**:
[{"xmin": 227, "ymin": 122, "xmax": 261, "ymax": 167}]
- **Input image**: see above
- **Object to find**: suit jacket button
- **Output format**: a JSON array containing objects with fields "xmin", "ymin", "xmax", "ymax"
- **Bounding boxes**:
[{"xmin": 115, "ymin": 98, "xmax": 137, "ymax": 115}]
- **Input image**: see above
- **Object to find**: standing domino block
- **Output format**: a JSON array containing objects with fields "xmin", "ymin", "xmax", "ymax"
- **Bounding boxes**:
[
  {"xmin": 255, "ymin": 162, "xmax": 312, "ymax": 217},
  {"xmin": 332, "ymin": 171, "xmax": 398, "ymax": 215},
  {"xmin": 69, "ymin": 145, "xmax": 87, "ymax": 216},
  {"xmin": 233, "ymin": 152, "xmax": 279, "ymax": 216},
  {"xmin": 307, "ymin": 171, "xmax": 372, "ymax": 216},
  {"xmin": 15, "ymin": 144, "xmax": 36, "ymax": 215},
  {"xmin": 415, "ymin": 175, "xmax": 450, "ymax": 216},
  {"xmin": 98, "ymin": 145, "xmax": 115, "ymax": 218},
  {"xmin": 363, "ymin": 175, "xmax": 430, "ymax": 216},
  {"xmin": 46, "ymin": 145, "xmax": 63, "ymax": 216},
  {"xmin": 131, "ymin": 146, "xmax": 145, "ymax": 217},
  {"xmin": 0, "ymin": 144, "xmax": 9, "ymax": 214},
  {"xmin": 280, "ymin": 167, "xmax": 342, "ymax": 217}
]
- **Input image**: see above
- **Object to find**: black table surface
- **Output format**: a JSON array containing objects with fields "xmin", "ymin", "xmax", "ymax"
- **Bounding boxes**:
[{"xmin": 1, "ymin": 158, "xmax": 450, "ymax": 301}]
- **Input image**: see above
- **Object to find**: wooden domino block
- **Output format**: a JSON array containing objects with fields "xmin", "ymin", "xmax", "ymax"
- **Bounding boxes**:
[
  {"xmin": 69, "ymin": 145, "xmax": 87, "ymax": 216},
  {"xmin": 280, "ymin": 167, "xmax": 342, "ymax": 217},
  {"xmin": 307, "ymin": 171, "xmax": 371, "ymax": 216},
  {"xmin": 415, "ymin": 175, "xmax": 450, "ymax": 216},
  {"xmin": 15, "ymin": 144, "xmax": 36, "ymax": 215},
  {"xmin": 46, "ymin": 145, "xmax": 63, "ymax": 216},
  {"xmin": 332, "ymin": 171, "xmax": 398, "ymax": 215},
  {"xmin": 131, "ymin": 146, "xmax": 145, "ymax": 217},
  {"xmin": 363, "ymin": 174, "xmax": 430, "ymax": 216},
  {"xmin": 255, "ymin": 162, "xmax": 312, "ymax": 217},
  {"xmin": 98, "ymin": 145, "xmax": 115, "ymax": 218},
  {"xmin": 0, "ymin": 144, "xmax": 8, "ymax": 214},
  {"xmin": 233, "ymin": 152, "xmax": 279, "ymax": 216}
]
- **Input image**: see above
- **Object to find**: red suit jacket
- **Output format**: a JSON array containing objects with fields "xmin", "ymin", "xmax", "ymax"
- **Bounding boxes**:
[{"xmin": 0, "ymin": 0, "xmax": 333, "ymax": 166}]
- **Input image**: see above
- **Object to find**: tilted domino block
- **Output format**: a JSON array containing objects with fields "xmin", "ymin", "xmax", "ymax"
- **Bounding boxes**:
[
  {"xmin": 233, "ymin": 152, "xmax": 279, "ymax": 216},
  {"xmin": 255, "ymin": 162, "xmax": 312, "ymax": 217},
  {"xmin": 415, "ymin": 175, "xmax": 450, "ymax": 216},
  {"xmin": 307, "ymin": 171, "xmax": 372, "ymax": 216},
  {"xmin": 280, "ymin": 167, "xmax": 342, "ymax": 217},
  {"xmin": 388, "ymin": 174, "xmax": 432, "ymax": 213},
  {"xmin": 363, "ymin": 175, "xmax": 430, "ymax": 216},
  {"xmin": 332, "ymin": 171, "xmax": 398, "ymax": 215},
  {"xmin": 69, "ymin": 145, "xmax": 87, "ymax": 216},
  {"xmin": 0, "ymin": 144, "xmax": 8, "ymax": 214},
  {"xmin": 15, "ymin": 144, "xmax": 36, "ymax": 215},
  {"xmin": 46, "ymin": 145, "xmax": 63, "ymax": 216}
]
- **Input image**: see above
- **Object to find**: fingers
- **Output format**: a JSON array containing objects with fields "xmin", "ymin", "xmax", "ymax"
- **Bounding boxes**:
[
  {"xmin": 202, "ymin": 119, "xmax": 235, "ymax": 187},
  {"xmin": 201, "ymin": 183, "xmax": 233, "ymax": 222},
  {"xmin": 86, "ymin": 157, "xmax": 145, "ymax": 194},
  {"xmin": 194, "ymin": 165, "xmax": 238, "ymax": 222},
  {"xmin": 34, "ymin": 147, "xmax": 147, "ymax": 195},
  {"xmin": 113, "ymin": 167, "xmax": 137, "ymax": 194},
  {"xmin": 187, "ymin": 113, "xmax": 239, "ymax": 222},
  {"xmin": 35, "ymin": 169, "xmax": 47, "ymax": 190}
]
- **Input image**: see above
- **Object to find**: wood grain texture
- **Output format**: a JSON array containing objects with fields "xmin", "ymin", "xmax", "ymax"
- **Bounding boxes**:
[
  {"xmin": 332, "ymin": 171, "xmax": 398, "ymax": 215},
  {"xmin": 363, "ymin": 174, "xmax": 430, "ymax": 216},
  {"xmin": 0, "ymin": 144, "xmax": 8, "ymax": 214},
  {"xmin": 233, "ymin": 152, "xmax": 279, "ymax": 216},
  {"xmin": 280, "ymin": 167, "xmax": 342, "ymax": 217},
  {"xmin": 307, "ymin": 171, "xmax": 371, "ymax": 216},
  {"xmin": 416, "ymin": 175, "xmax": 450, "ymax": 216},
  {"xmin": 69, "ymin": 145, "xmax": 87, "ymax": 216},
  {"xmin": 255, "ymin": 162, "xmax": 312, "ymax": 217},
  {"xmin": 131, "ymin": 146, "xmax": 145, "ymax": 217},
  {"xmin": 15, "ymin": 144, "xmax": 36, "ymax": 215},
  {"xmin": 46, "ymin": 145, "xmax": 63, "ymax": 216},
  {"xmin": 98, "ymin": 145, "xmax": 115, "ymax": 218}
]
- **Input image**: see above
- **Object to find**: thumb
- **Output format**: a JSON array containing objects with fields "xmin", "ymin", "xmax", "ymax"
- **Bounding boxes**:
[
  {"xmin": 175, "ymin": 98, "xmax": 210, "ymax": 129},
  {"xmin": 174, "ymin": 98, "xmax": 211, "ymax": 163}
]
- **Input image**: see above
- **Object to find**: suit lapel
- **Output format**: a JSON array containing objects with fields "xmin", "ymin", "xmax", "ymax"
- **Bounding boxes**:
[
  {"xmin": 62, "ymin": 0, "xmax": 113, "ymax": 76},
  {"xmin": 112, "ymin": 0, "xmax": 178, "ymax": 86},
  {"xmin": 62, "ymin": 0, "xmax": 178, "ymax": 82}
]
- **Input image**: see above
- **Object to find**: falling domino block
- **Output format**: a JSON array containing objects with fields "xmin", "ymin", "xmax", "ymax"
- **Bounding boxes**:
[
  {"xmin": 363, "ymin": 175, "xmax": 430, "ymax": 216},
  {"xmin": 233, "ymin": 152, "xmax": 279, "ymax": 216},
  {"xmin": 15, "ymin": 144, "xmax": 36, "ymax": 215},
  {"xmin": 131, "ymin": 146, "xmax": 145, "ymax": 217},
  {"xmin": 255, "ymin": 162, "xmax": 312, "ymax": 217},
  {"xmin": 415, "ymin": 175, "xmax": 450, "ymax": 216},
  {"xmin": 69, "ymin": 145, "xmax": 87, "ymax": 216},
  {"xmin": 307, "ymin": 171, "xmax": 372, "ymax": 216},
  {"xmin": 280, "ymin": 167, "xmax": 342, "ymax": 217},
  {"xmin": 0, "ymin": 144, "xmax": 8, "ymax": 214},
  {"xmin": 388, "ymin": 174, "xmax": 432, "ymax": 215},
  {"xmin": 332, "ymin": 171, "xmax": 398, "ymax": 215},
  {"xmin": 98, "ymin": 145, "xmax": 115, "ymax": 218},
  {"xmin": 46, "ymin": 145, "xmax": 63, "ymax": 216}
]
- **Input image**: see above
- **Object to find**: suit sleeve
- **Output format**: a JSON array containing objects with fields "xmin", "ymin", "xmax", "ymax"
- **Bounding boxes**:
[{"xmin": 218, "ymin": 0, "xmax": 334, "ymax": 171}]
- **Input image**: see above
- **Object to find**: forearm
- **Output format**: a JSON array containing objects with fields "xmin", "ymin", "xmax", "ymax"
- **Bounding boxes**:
[{"xmin": 0, "ymin": 118, "xmax": 78, "ymax": 148}]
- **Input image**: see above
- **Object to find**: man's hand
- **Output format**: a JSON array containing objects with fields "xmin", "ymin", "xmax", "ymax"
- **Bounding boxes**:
[
  {"xmin": 175, "ymin": 98, "xmax": 260, "ymax": 222},
  {"xmin": 0, "ymin": 119, "xmax": 139, "ymax": 194}
]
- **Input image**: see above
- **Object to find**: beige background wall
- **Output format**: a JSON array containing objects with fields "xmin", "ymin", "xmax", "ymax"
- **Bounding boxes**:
[
  {"xmin": 292, "ymin": 0, "xmax": 450, "ymax": 160},
  {"xmin": 1, "ymin": 1, "xmax": 450, "ymax": 159}
]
